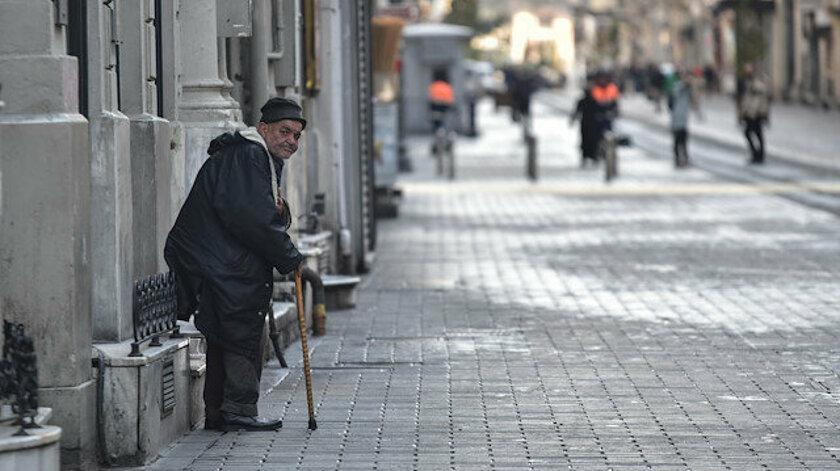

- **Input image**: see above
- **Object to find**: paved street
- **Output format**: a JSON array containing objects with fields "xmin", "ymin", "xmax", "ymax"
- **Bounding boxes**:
[
  {"xmin": 541, "ymin": 89, "xmax": 840, "ymax": 172},
  {"xmin": 135, "ymin": 100, "xmax": 840, "ymax": 470}
]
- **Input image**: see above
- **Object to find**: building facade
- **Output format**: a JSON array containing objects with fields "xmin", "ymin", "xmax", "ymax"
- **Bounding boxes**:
[{"xmin": 0, "ymin": 0, "xmax": 375, "ymax": 468}]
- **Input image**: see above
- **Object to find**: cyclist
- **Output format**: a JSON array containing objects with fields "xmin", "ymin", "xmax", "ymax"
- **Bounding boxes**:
[
  {"xmin": 591, "ymin": 71, "xmax": 620, "ymax": 132},
  {"xmin": 428, "ymin": 68, "xmax": 455, "ymax": 133},
  {"xmin": 590, "ymin": 71, "xmax": 621, "ymax": 162},
  {"xmin": 427, "ymin": 69, "xmax": 457, "ymax": 177}
]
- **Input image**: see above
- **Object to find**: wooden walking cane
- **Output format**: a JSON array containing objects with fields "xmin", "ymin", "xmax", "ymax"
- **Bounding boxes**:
[{"xmin": 294, "ymin": 267, "xmax": 317, "ymax": 430}]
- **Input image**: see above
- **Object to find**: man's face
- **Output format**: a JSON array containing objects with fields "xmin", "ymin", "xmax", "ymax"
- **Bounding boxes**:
[{"xmin": 258, "ymin": 119, "xmax": 304, "ymax": 160}]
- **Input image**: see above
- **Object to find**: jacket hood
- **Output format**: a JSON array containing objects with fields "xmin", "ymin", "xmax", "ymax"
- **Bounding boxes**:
[
  {"xmin": 206, "ymin": 127, "xmax": 269, "ymax": 155},
  {"xmin": 238, "ymin": 127, "xmax": 270, "ymax": 154}
]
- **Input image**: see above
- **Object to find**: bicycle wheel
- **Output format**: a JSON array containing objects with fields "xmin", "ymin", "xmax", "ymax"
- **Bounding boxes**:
[
  {"xmin": 446, "ymin": 146, "xmax": 455, "ymax": 180},
  {"xmin": 434, "ymin": 133, "xmax": 444, "ymax": 175}
]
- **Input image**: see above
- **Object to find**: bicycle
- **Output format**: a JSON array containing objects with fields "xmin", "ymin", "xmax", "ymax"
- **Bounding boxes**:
[
  {"xmin": 600, "ymin": 131, "xmax": 617, "ymax": 182},
  {"xmin": 430, "ymin": 109, "xmax": 456, "ymax": 180}
]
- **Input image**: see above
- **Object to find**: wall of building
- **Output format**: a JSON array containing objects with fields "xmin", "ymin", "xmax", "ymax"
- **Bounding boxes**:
[
  {"xmin": 0, "ymin": 0, "xmax": 373, "ymax": 468},
  {"xmin": 0, "ymin": 1, "xmax": 96, "ymax": 467}
]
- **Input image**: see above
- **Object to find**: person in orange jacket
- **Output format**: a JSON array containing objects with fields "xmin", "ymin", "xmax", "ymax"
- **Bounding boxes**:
[
  {"xmin": 428, "ymin": 68, "xmax": 455, "ymax": 133},
  {"xmin": 591, "ymin": 72, "xmax": 620, "ymax": 132}
]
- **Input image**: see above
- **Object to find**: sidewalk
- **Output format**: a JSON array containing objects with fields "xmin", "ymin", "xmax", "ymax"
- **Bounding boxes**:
[
  {"xmin": 136, "ymin": 101, "xmax": 840, "ymax": 470},
  {"xmin": 542, "ymin": 89, "xmax": 840, "ymax": 172}
]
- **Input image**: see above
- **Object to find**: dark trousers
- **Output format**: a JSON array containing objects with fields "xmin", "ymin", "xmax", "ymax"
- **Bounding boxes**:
[
  {"xmin": 429, "ymin": 102, "xmax": 451, "ymax": 133},
  {"xmin": 467, "ymin": 100, "xmax": 477, "ymax": 136},
  {"xmin": 205, "ymin": 339, "xmax": 264, "ymax": 422},
  {"xmin": 743, "ymin": 118, "xmax": 765, "ymax": 163},
  {"xmin": 673, "ymin": 129, "xmax": 688, "ymax": 167}
]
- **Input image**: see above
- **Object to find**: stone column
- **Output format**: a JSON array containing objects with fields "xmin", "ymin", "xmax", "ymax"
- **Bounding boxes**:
[
  {"xmin": 157, "ymin": 0, "xmax": 187, "ymax": 258},
  {"xmin": 0, "ymin": 0, "xmax": 95, "ymax": 466},
  {"xmin": 832, "ymin": 14, "xmax": 840, "ymax": 108},
  {"xmin": 178, "ymin": 0, "xmax": 243, "ymax": 190},
  {"xmin": 311, "ymin": 0, "xmax": 348, "ymax": 270},
  {"xmin": 87, "ymin": 0, "xmax": 134, "ymax": 342},
  {"xmin": 250, "ymin": 0, "xmax": 273, "ymax": 125},
  {"xmin": 118, "ymin": 0, "xmax": 172, "ymax": 280}
]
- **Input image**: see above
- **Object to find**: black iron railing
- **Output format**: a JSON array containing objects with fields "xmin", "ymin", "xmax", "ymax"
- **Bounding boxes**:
[
  {"xmin": 130, "ymin": 272, "xmax": 180, "ymax": 357},
  {"xmin": 0, "ymin": 321, "xmax": 40, "ymax": 435}
]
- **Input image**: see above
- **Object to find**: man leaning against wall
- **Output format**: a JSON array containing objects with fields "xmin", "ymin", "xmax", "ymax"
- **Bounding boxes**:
[{"xmin": 164, "ymin": 97, "xmax": 307, "ymax": 431}]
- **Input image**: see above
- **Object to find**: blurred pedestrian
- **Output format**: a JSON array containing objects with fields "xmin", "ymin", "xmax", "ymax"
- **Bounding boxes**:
[
  {"xmin": 165, "ymin": 97, "xmax": 307, "ymax": 432},
  {"xmin": 570, "ymin": 85, "xmax": 602, "ymax": 167},
  {"xmin": 428, "ymin": 68, "xmax": 455, "ymax": 133},
  {"xmin": 736, "ymin": 64, "xmax": 770, "ymax": 164},
  {"xmin": 592, "ymin": 72, "xmax": 620, "ymax": 132},
  {"xmin": 703, "ymin": 64, "xmax": 718, "ymax": 93},
  {"xmin": 464, "ymin": 67, "xmax": 480, "ymax": 137},
  {"xmin": 668, "ymin": 71, "xmax": 698, "ymax": 168},
  {"xmin": 507, "ymin": 66, "xmax": 541, "ymax": 133},
  {"xmin": 646, "ymin": 63, "xmax": 665, "ymax": 112}
]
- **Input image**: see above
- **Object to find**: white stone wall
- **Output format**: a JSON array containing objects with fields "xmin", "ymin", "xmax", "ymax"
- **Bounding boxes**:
[{"xmin": 1, "ymin": 0, "xmax": 369, "ymax": 466}]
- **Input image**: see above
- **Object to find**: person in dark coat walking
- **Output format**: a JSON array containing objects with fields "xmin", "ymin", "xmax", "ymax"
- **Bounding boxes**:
[
  {"xmin": 668, "ymin": 71, "xmax": 698, "ymax": 168},
  {"xmin": 736, "ymin": 64, "xmax": 770, "ymax": 164},
  {"xmin": 569, "ymin": 86, "xmax": 602, "ymax": 167},
  {"xmin": 164, "ymin": 97, "xmax": 307, "ymax": 431}
]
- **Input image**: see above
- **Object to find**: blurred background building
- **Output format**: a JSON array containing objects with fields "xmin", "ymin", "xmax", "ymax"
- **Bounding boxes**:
[{"xmin": 464, "ymin": 0, "xmax": 840, "ymax": 108}]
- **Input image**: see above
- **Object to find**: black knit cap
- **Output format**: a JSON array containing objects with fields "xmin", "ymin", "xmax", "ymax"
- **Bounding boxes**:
[{"xmin": 259, "ymin": 97, "xmax": 307, "ymax": 129}]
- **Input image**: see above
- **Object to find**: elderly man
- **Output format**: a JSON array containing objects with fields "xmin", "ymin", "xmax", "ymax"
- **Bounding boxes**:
[{"xmin": 164, "ymin": 97, "xmax": 306, "ymax": 431}]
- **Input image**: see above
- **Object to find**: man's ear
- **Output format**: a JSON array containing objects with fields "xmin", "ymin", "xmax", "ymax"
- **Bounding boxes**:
[{"xmin": 256, "ymin": 121, "xmax": 268, "ymax": 136}]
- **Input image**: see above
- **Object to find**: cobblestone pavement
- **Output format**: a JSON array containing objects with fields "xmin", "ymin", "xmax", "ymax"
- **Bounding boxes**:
[{"xmin": 137, "ymin": 101, "xmax": 840, "ymax": 470}]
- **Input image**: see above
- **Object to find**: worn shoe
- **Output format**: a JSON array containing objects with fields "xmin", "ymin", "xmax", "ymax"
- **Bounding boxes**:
[{"xmin": 220, "ymin": 411, "xmax": 282, "ymax": 432}]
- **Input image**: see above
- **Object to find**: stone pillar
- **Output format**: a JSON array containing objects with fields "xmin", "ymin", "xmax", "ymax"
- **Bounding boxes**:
[
  {"xmin": 0, "ymin": 0, "xmax": 95, "ymax": 467},
  {"xmin": 269, "ymin": 0, "xmax": 309, "ymax": 247},
  {"xmin": 832, "ymin": 13, "xmax": 840, "ymax": 107},
  {"xmin": 250, "ymin": 0, "xmax": 273, "ymax": 125},
  {"xmin": 118, "ymin": 0, "xmax": 172, "ymax": 280},
  {"xmin": 311, "ymin": 0, "xmax": 349, "ymax": 271},
  {"xmin": 157, "ymin": 0, "xmax": 187, "ymax": 258},
  {"xmin": 87, "ymin": 0, "xmax": 134, "ymax": 342},
  {"xmin": 178, "ymin": 0, "xmax": 243, "ymax": 190}
]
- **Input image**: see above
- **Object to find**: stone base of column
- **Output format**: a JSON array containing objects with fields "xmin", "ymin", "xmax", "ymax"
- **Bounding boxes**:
[
  {"xmin": 1, "ymin": 115, "xmax": 94, "ymax": 469},
  {"xmin": 39, "ymin": 382, "xmax": 96, "ymax": 471}
]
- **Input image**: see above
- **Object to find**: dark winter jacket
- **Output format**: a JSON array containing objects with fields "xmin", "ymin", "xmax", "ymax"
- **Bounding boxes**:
[
  {"xmin": 573, "ymin": 91, "xmax": 604, "ymax": 158},
  {"xmin": 164, "ymin": 129, "xmax": 304, "ymax": 355}
]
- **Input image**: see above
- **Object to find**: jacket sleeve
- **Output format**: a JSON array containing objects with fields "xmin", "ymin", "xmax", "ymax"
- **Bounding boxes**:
[{"xmin": 212, "ymin": 145, "xmax": 304, "ymax": 274}]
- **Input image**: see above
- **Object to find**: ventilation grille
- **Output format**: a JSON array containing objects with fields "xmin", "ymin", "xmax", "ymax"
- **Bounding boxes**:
[{"xmin": 161, "ymin": 356, "xmax": 175, "ymax": 418}]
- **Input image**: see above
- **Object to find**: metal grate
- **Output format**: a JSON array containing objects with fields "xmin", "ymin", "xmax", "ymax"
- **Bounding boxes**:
[
  {"xmin": 131, "ymin": 272, "xmax": 179, "ymax": 356},
  {"xmin": 161, "ymin": 356, "xmax": 175, "ymax": 418}
]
